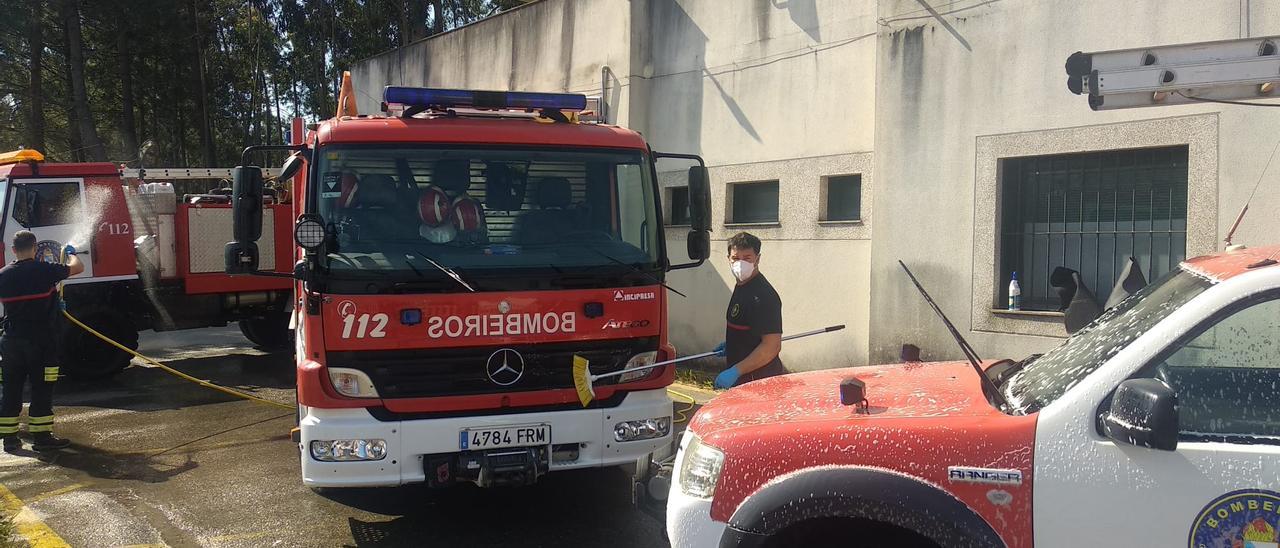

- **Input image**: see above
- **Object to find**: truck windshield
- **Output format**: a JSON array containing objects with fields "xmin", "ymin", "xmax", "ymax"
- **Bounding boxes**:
[
  {"xmin": 310, "ymin": 146, "xmax": 661, "ymax": 291},
  {"xmin": 1001, "ymin": 267, "xmax": 1213, "ymax": 414}
]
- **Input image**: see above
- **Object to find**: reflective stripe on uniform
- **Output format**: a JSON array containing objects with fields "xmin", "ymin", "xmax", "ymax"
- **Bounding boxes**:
[
  {"xmin": 43, "ymin": 367, "xmax": 58, "ymax": 382},
  {"xmin": 27, "ymin": 415, "xmax": 53, "ymax": 433},
  {"xmin": 0, "ymin": 417, "xmax": 17, "ymax": 435}
]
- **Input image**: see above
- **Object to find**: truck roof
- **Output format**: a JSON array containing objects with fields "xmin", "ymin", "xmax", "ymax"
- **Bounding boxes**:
[
  {"xmin": 0, "ymin": 161, "xmax": 120, "ymax": 178},
  {"xmin": 315, "ymin": 115, "xmax": 651, "ymax": 150},
  {"xmin": 1182, "ymin": 244, "xmax": 1280, "ymax": 282}
]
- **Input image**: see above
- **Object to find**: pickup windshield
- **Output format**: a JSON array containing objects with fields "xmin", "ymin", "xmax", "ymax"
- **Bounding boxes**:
[
  {"xmin": 1001, "ymin": 267, "xmax": 1213, "ymax": 414},
  {"xmin": 310, "ymin": 146, "xmax": 661, "ymax": 292}
]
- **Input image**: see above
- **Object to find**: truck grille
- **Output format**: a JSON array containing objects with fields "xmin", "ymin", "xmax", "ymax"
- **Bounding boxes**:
[{"xmin": 328, "ymin": 337, "xmax": 659, "ymax": 398}]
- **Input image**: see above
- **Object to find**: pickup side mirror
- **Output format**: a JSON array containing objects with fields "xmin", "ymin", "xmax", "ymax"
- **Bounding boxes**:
[
  {"xmin": 225, "ymin": 166, "xmax": 264, "ymax": 274},
  {"xmin": 1101, "ymin": 378, "xmax": 1179, "ymax": 451},
  {"xmin": 687, "ymin": 165, "xmax": 711, "ymax": 232}
]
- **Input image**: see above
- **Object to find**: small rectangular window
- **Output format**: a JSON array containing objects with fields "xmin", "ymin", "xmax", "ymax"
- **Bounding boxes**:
[
  {"xmin": 668, "ymin": 186, "xmax": 690, "ymax": 226},
  {"xmin": 729, "ymin": 181, "xmax": 779, "ymax": 224},
  {"xmin": 823, "ymin": 174, "xmax": 862, "ymax": 221}
]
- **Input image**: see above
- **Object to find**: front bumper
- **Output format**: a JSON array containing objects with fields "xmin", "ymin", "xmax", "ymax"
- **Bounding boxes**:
[
  {"xmin": 299, "ymin": 388, "xmax": 672, "ymax": 488},
  {"xmin": 666, "ymin": 433, "xmax": 728, "ymax": 548}
]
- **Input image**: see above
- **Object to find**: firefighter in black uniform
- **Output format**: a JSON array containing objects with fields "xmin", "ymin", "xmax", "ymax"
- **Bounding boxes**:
[
  {"xmin": 713, "ymin": 232, "xmax": 786, "ymax": 389},
  {"xmin": 0, "ymin": 230, "xmax": 82, "ymax": 452}
]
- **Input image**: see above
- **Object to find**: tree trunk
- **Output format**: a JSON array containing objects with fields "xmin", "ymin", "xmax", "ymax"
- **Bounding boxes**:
[
  {"xmin": 428, "ymin": 0, "xmax": 445, "ymax": 35},
  {"xmin": 408, "ymin": 0, "xmax": 428, "ymax": 43},
  {"xmin": 60, "ymin": 0, "xmax": 107, "ymax": 162},
  {"xmin": 192, "ymin": 4, "xmax": 215, "ymax": 167},
  {"xmin": 25, "ymin": 0, "xmax": 46, "ymax": 152},
  {"xmin": 117, "ymin": 28, "xmax": 140, "ymax": 162}
]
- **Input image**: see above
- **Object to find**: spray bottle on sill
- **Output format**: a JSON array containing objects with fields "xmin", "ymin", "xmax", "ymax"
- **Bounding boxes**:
[{"xmin": 1008, "ymin": 271, "xmax": 1022, "ymax": 311}]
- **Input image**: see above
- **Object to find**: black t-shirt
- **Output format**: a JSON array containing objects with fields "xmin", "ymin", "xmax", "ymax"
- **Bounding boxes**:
[
  {"xmin": 725, "ymin": 273, "xmax": 785, "ymax": 384},
  {"xmin": 0, "ymin": 259, "xmax": 70, "ymax": 340}
]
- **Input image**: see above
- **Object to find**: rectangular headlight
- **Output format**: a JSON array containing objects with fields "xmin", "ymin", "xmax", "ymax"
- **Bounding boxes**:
[
  {"xmin": 614, "ymin": 417, "xmax": 671, "ymax": 442},
  {"xmin": 310, "ymin": 439, "xmax": 387, "ymax": 461},
  {"xmin": 619, "ymin": 351, "xmax": 658, "ymax": 383},
  {"xmin": 678, "ymin": 434, "xmax": 725, "ymax": 499},
  {"xmin": 328, "ymin": 367, "xmax": 380, "ymax": 398}
]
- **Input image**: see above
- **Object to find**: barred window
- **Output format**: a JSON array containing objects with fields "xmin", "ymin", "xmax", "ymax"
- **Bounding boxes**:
[{"xmin": 999, "ymin": 146, "xmax": 1188, "ymax": 311}]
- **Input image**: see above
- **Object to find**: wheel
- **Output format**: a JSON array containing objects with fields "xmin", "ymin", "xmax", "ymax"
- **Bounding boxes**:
[
  {"xmin": 60, "ymin": 307, "xmax": 138, "ymax": 379},
  {"xmin": 238, "ymin": 313, "xmax": 293, "ymax": 351}
]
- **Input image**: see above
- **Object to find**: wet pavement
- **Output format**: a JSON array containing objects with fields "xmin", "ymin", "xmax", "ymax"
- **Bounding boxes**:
[{"xmin": 0, "ymin": 327, "xmax": 705, "ymax": 547}]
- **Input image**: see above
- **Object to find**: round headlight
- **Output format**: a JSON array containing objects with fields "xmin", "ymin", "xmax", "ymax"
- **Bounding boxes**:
[{"xmin": 295, "ymin": 218, "xmax": 325, "ymax": 250}]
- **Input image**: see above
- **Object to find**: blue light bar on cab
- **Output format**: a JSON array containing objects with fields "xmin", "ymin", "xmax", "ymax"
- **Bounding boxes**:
[{"xmin": 383, "ymin": 86, "xmax": 587, "ymax": 111}]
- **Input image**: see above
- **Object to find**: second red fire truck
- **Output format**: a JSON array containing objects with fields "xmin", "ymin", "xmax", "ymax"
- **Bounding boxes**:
[{"xmin": 227, "ymin": 84, "xmax": 712, "ymax": 488}]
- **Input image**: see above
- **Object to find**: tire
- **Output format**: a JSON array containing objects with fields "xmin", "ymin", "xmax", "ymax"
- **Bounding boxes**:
[
  {"xmin": 238, "ymin": 314, "xmax": 293, "ymax": 351},
  {"xmin": 60, "ymin": 307, "xmax": 138, "ymax": 380},
  {"xmin": 766, "ymin": 518, "xmax": 941, "ymax": 548}
]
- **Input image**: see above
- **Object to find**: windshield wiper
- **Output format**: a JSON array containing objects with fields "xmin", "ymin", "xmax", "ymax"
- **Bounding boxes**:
[
  {"xmin": 898, "ymin": 260, "xmax": 1011, "ymax": 412},
  {"xmin": 410, "ymin": 250, "xmax": 476, "ymax": 292},
  {"xmin": 580, "ymin": 246, "xmax": 687, "ymax": 298}
]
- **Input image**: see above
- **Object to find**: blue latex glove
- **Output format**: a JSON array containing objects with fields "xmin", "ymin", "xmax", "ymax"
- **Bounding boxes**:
[
  {"xmin": 714, "ymin": 365, "xmax": 741, "ymax": 389},
  {"xmin": 712, "ymin": 341, "xmax": 726, "ymax": 357},
  {"xmin": 63, "ymin": 244, "xmax": 76, "ymax": 258}
]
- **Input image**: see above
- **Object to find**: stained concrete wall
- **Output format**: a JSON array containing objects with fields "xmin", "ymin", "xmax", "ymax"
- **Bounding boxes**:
[
  {"xmin": 869, "ymin": 0, "xmax": 1280, "ymax": 364},
  {"xmin": 351, "ymin": 0, "xmax": 880, "ymax": 368}
]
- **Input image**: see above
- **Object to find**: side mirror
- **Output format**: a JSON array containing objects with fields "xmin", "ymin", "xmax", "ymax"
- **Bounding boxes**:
[
  {"xmin": 226, "ymin": 166, "xmax": 264, "ymax": 275},
  {"xmin": 224, "ymin": 241, "xmax": 259, "ymax": 274},
  {"xmin": 13, "ymin": 186, "xmax": 38, "ymax": 228},
  {"xmin": 279, "ymin": 153, "xmax": 305, "ymax": 182},
  {"xmin": 686, "ymin": 230, "xmax": 710, "ymax": 262},
  {"xmin": 1101, "ymin": 378, "xmax": 1179, "ymax": 451},
  {"xmin": 232, "ymin": 166, "xmax": 264, "ymax": 243},
  {"xmin": 687, "ymin": 166, "xmax": 711, "ymax": 232}
]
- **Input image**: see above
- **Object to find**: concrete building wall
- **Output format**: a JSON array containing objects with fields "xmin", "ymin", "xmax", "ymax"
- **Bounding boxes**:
[
  {"xmin": 348, "ymin": 0, "xmax": 1280, "ymax": 371},
  {"xmin": 869, "ymin": 0, "xmax": 1280, "ymax": 364},
  {"xmin": 351, "ymin": 0, "xmax": 880, "ymax": 368}
]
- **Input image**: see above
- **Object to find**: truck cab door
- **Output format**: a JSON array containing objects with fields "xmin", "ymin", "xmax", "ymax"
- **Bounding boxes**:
[
  {"xmin": 1034, "ymin": 286, "xmax": 1280, "ymax": 547},
  {"xmin": 4, "ymin": 178, "xmax": 93, "ymax": 279}
]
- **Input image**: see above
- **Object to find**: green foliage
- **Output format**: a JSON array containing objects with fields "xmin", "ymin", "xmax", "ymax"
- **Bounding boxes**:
[{"xmin": 0, "ymin": 0, "xmax": 530, "ymax": 167}]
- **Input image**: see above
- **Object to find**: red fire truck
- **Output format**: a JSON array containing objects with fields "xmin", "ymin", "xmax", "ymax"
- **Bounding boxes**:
[
  {"xmin": 226, "ymin": 85, "xmax": 712, "ymax": 488},
  {"xmin": 0, "ymin": 149, "xmax": 294, "ymax": 378}
]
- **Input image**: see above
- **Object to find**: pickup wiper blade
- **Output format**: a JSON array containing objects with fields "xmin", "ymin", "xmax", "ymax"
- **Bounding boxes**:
[
  {"xmin": 898, "ymin": 260, "xmax": 1010, "ymax": 411},
  {"xmin": 412, "ymin": 250, "xmax": 476, "ymax": 292}
]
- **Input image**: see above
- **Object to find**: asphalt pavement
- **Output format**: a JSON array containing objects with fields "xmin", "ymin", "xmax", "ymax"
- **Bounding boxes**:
[{"xmin": 0, "ymin": 327, "xmax": 710, "ymax": 547}]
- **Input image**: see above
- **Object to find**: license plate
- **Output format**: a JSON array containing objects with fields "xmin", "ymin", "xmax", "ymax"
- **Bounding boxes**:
[{"xmin": 459, "ymin": 424, "xmax": 550, "ymax": 450}]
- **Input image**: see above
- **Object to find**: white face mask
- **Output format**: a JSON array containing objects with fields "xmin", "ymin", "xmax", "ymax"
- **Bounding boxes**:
[{"xmin": 731, "ymin": 260, "xmax": 755, "ymax": 282}]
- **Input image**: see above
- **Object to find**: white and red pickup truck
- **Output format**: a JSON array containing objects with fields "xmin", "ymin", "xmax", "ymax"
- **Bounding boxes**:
[{"xmin": 668, "ymin": 244, "xmax": 1280, "ymax": 547}]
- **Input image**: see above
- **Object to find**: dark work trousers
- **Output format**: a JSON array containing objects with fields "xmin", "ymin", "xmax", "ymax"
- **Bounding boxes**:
[{"xmin": 0, "ymin": 335, "xmax": 58, "ymax": 436}]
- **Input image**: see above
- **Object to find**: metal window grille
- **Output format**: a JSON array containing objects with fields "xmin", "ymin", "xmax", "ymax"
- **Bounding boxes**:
[
  {"xmin": 731, "ymin": 181, "xmax": 779, "ymax": 224},
  {"xmin": 999, "ymin": 146, "xmax": 1189, "ymax": 311}
]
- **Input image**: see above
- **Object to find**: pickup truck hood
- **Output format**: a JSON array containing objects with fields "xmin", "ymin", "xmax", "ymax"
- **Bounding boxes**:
[{"xmin": 689, "ymin": 361, "xmax": 999, "ymax": 436}]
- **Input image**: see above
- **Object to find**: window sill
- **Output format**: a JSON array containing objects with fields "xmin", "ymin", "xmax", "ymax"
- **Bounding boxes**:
[
  {"xmin": 724, "ymin": 222, "xmax": 781, "ymax": 228},
  {"xmin": 818, "ymin": 219, "xmax": 863, "ymax": 226},
  {"xmin": 990, "ymin": 308, "xmax": 1064, "ymax": 318}
]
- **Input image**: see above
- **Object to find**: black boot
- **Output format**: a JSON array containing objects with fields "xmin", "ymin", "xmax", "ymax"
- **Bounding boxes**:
[
  {"xmin": 31, "ymin": 433, "xmax": 70, "ymax": 451},
  {"xmin": 1, "ymin": 435, "xmax": 20, "ymax": 452}
]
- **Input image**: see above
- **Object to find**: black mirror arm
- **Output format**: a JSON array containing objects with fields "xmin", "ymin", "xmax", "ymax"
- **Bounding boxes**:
[
  {"xmin": 668, "ymin": 258, "xmax": 705, "ymax": 271},
  {"xmin": 240, "ymin": 144, "xmax": 307, "ymax": 166}
]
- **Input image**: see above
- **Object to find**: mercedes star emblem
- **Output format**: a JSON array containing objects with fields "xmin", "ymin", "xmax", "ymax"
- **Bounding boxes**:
[{"xmin": 486, "ymin": 348, "xmax": 525, "ymax": 386}]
